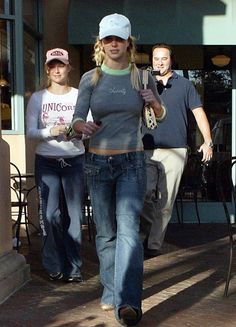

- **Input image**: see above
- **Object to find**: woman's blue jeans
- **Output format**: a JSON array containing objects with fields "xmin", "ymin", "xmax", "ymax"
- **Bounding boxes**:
[
  {"xmin": 35, "ymin": 154, "xmax": 85, "ymax": 277},
  {"xmin": 85, "ymin": 151, "xmax": 146, "ymax": 313}
]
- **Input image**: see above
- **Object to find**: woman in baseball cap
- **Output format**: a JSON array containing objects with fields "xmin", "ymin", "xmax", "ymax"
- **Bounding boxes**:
[
  {"xmin": 26, "ymin": 48, "xmax": 85, "ymax": 284},
  {"xmin": 72, "ymin": 13, "xmax": 164, "ymax": 326}
]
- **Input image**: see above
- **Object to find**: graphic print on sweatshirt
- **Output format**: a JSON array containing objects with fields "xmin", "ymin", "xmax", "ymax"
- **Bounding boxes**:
[{"xmin": 40, "ymin": 89, "xmax": 78, "ymax": 128}]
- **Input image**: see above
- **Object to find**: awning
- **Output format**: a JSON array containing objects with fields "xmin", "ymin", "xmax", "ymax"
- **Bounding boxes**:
[
  {"xmin": 68, "ymin": 0, "xmax": 124, "ymax": 45},
  {"xmin": 68, "ymin": 0, "xmax": 227, "ymax": 45}
]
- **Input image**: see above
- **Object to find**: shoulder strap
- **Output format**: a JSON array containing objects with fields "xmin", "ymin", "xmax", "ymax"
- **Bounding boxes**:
[{"xmin": 142, "ymin": 70, "xmax": 149, "ymax": 90}]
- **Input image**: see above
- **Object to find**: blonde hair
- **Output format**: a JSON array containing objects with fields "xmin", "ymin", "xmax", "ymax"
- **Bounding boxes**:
[{"xmin": 91, "ymin": 36, "xmax": 141, "ymax": 90}]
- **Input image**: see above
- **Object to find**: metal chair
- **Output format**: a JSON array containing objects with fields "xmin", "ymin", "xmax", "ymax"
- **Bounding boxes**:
[
  {"xmin": 175, "ymin": 152, "xmax": 208, "ymax": 224},
  {"xmin": 216, "ymin": 156, "xmax": 236, "ymax": 296},
  {"xmin": 83, "ymin": 192, "xmax": 96, "ymax": 245},
  {"xmin": 10, "ymin": 162, "xmax": 36, "ymax": 250}
]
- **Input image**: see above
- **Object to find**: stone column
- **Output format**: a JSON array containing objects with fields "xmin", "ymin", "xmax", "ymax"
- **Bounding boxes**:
[{"xmin": 0, "ymin": 135, "xmax": 30, "ymax": 304}]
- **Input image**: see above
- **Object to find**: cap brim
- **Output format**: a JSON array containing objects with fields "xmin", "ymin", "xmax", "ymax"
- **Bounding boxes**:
[
  {"xmin": 99, "ymin": 28, "xmax": 129, "ymax": 40},
  {"xmin": 45, "ymin": 58, "xmax": 69, "ymax": 65}
]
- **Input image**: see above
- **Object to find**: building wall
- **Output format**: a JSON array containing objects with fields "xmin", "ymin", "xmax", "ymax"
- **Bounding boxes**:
[
  {"xmin": 0, "ymin": 139, "xmax": 11, "ymax": 255},
  {"xmin": 43, "ymin": 0, "xmax": 81, "ymax": 88}
]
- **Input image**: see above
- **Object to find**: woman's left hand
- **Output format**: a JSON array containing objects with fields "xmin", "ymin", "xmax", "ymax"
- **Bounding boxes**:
[
  {"xmin": 140, "ymin": 88, "xmax": 164, "ymax": 118},
  {"xmin": 140, "ymin": 89, "xmax": 157, "ymax": 106}
]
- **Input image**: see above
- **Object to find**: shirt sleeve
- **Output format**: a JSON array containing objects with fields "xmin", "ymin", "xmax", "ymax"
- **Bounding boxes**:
[
  {"xmin": 72, "ymin": 71, "xmax": 94, "ymax": 126},
  {"xmin": 187, "ymin": 81, "xmax": 203, "ymax": 110},
  {"xmin": 26, "ymin": 92, "xmax": 52, "ymax": 140}
]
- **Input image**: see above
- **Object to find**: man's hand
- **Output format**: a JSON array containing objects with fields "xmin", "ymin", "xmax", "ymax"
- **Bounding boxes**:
[{"xmin": 198, "ymin": 143, "xmax": 213, "ymax": 163}]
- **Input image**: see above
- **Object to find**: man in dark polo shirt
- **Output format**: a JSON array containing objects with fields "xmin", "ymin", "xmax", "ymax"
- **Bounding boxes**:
[{"xmin": 141, "ymin": 44, "xmax": 213, "ymax": 257}]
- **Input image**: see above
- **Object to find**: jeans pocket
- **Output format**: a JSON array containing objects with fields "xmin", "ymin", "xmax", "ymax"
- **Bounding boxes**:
[
  {"xmin": 122, "ymin": 158, "xmax": 146, "ymax": 184},
  {"xmin": 84, "ymin": 163, "xmax": 100, "ymax": 188}
]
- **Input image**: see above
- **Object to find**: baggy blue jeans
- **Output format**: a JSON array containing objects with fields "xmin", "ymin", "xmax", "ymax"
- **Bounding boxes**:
[
  {"xmin": 35, "ymin": 154, "xmax": 84, "ymax": 277},
  {"xmin": 85, "ymin": 151, "xmax": 146, "ymax": 314}
]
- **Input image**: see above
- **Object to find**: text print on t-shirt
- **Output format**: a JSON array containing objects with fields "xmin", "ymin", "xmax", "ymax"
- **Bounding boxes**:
[{"xmin": 41, "ymin": 102, "xmax": 75, "ymax": 127}]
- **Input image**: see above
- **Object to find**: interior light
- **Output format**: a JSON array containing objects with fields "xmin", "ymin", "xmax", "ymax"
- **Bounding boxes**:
[
  {"xmin": 0, "ymin": 29, "xmax": 9, "ymax": 88},
  {"xmin": 211, "ymin": 54, "xmax": 231, "ymax": 67}
]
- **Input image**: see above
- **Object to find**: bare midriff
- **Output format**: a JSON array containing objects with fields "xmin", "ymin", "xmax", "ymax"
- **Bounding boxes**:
[{"xmin": 89, "ymin": 147, "xmax": 143, "ymax": 155}]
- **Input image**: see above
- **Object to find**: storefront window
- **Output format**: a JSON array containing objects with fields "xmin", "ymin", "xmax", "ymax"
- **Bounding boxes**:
[
  {"xmin": 24, "ymin": 32, "xmax": 39, "ymax": 102},
  {"xmin": 0, "ymin": 0, "xmax": 14, "ymax": 14},
  {"xmin": 185, "ymin": 69, "xmax": 232, "ymax": 152},
  {"xmin": 0, "ymin": 0, "xmax": 4, "ymax": 13},
  {"xmin": 23, "ymin": 0, "xmax": 42, "ymax": 115},
  {"xmin": 173, "ymin": 67, "xmax": 231, "ymax": 202},
  {"xmin": 23, "ymin": 0, "xmax": 37, "ymax": 29},
  {"xmin": 187, "ymin": 68, "xmax": 232, "ymax": 202},
  {"xmin": 0, "ymin": 19, "xmax": 13, "ymax": 130},
  {"xmin": 0, "ymin": 0, "xmax": 42, "ymax": 131}
]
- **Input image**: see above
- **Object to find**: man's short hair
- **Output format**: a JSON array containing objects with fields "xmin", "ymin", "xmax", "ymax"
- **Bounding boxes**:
[{"xmin": 152, "ymin": 43, "xmax": 173, "ymax": 59}]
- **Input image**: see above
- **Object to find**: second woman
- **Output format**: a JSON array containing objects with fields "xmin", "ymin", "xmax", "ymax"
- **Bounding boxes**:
[{"xmin": 27, "ymin": 48, "xmax": 85, "ymax": 283}]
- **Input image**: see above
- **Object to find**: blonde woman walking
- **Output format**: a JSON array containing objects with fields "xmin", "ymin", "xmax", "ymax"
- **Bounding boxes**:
[{"xmin": 72, "ymin": 14, "xmax": 165, "ymax": 326}]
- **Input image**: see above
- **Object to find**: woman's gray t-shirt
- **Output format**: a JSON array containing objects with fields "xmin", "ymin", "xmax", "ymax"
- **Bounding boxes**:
[{"xmin": 72, "ymin": 66, "xmax": 160, "ymax": 150}]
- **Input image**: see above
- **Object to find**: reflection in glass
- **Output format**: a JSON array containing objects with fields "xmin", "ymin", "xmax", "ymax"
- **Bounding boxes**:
[
  {"xmin": 179, "ymin": 68, "xmax": 232, "ymax": 201},
  {"xmin": 23, "ymin": 0, "xmax": 37, "ymax": 28},
  {"xmin": 182, "ymin": 69, "xmax": 232, "ymax": 152},
  {"xmin": 0, "ymin": 0, "xmax": 14, "ymax": 15},
  {"xmin": 0, "ymin": 19, "xmax": 12, "ymax": 130},
  {"xmin": 24, "ymin": 32, "xmax": 37, "ymax": 103}
]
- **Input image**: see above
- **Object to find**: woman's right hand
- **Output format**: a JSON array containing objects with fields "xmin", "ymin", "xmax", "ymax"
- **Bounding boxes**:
[
  {"xmin": 73, "ymin": 120, "xmax": 101, "ymax": 137},
  {"xmin": 50, "ymin": 124, "xmax": 67, "ymax": 136}
]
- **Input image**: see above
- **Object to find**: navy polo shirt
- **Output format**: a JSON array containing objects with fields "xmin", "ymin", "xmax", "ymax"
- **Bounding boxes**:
[{"xmin": 142, "ymin": 71, "xmax": 203, "ymax": 149}]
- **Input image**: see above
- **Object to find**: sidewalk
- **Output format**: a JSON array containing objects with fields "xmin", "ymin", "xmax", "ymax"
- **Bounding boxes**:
[{"xmin": 0, "ymin": 223, "xmax": 236, "ymax": 327}]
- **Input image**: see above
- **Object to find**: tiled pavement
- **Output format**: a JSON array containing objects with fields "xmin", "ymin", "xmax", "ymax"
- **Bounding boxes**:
[{"xmin": 1, "ymin": 224, "xmax": 236, "ymax": 327}]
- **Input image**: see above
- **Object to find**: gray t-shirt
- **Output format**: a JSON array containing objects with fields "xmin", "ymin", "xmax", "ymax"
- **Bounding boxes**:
[{"xmin": 72, "ymin": 65, "xmax": 161, "ymax": 150}]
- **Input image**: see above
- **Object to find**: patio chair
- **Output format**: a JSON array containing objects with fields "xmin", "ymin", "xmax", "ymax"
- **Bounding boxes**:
[
  {"xmin": 60, "ymin": 188, "xmax": 96, "ymax": 245},
  {"xmin": 83, "ymin": 192, "xmax": 96, "ymax": 245},
  {"xmin": 10, "ymin": 162, "xmax": 36, "ymax": 250},
  {"xmin": 216, "ymin": 156, "xmax": 236, "ymax": 297},
  {"xmin": 175, "ymin": 152, "xmax": 208, "ymax": 224}
]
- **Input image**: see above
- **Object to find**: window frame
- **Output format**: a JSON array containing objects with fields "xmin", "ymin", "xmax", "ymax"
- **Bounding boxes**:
[{"xmin": 1, "ymin": 0, "xmax": 43, "ymax": 134}]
